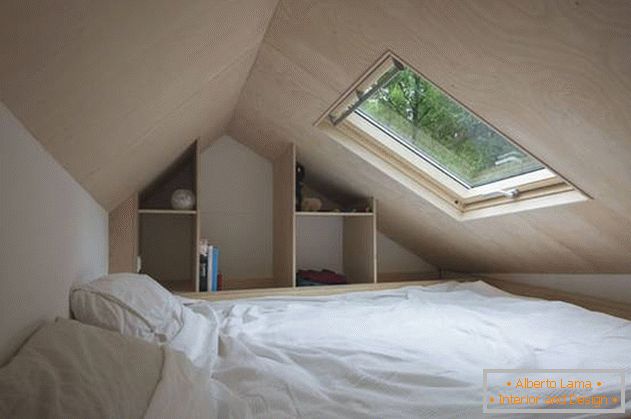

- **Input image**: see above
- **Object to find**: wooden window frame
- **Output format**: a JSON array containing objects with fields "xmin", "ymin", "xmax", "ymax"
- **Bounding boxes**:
[{"xmin": 317, "ymin": 51, "xmax": 589, "ymax": 221}]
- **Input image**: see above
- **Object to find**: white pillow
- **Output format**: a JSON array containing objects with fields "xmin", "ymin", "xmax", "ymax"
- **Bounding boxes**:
[
  {"xmin": 71, "ymin": 273, "xmax": 184, "ymax": 344},
  {"xmin": 0, "ymin": 319, "xmax": 163, "ymax": 419}
]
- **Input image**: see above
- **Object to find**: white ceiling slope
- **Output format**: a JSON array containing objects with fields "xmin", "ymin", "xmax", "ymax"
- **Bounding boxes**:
[
  {"xmin": 228, "ymin": 0, "xmax": 631, "ymax": 273},
  {"xmin": 0, "ymin": 0, "xmax": 279, "ymax": 209}
]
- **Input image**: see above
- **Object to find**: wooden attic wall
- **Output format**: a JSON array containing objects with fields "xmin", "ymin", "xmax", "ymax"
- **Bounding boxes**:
[
  {"xmin": 228, "ymin": 0, "xmax": 631, "ymax": 273},
  {"xmin": 0, "ymin": 0, "xmax": 279, "ymax": 211},
  {"xmin": 3, "ymin": 0, "xmax": 630, "ymax": 274}
]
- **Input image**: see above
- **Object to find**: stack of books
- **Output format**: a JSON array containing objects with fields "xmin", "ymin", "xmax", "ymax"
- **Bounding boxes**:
[{"xmin": 199, "ymin": 239, "xmax": 220, "ymax": 292}]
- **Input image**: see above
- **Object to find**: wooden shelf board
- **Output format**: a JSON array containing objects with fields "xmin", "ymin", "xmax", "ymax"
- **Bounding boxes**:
[
  {"xmin": 295, "ymin": 211, "xmax": 373, "ymax": 217},
  {"xmin": 139, "ymin": 209, "xmax": 197, "ymax": 215}
]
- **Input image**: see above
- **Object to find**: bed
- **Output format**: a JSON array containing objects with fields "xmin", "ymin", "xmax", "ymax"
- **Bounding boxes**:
[
  {"xmin": 182, "ymin": 280, "xmax": 631, "ymax": 418},
  {"xmin": 1, "ymin": 275, "xmax": 630, "ymax": 418}
]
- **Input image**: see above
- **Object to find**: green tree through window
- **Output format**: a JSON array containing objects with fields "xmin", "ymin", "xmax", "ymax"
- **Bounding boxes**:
[{"xmin": 357, "ymin": 68, "xmax": 543, "ymax": 187}]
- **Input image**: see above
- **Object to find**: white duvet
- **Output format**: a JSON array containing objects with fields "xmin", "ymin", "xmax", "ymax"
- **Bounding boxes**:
[{"xmin": 149, "ymin": 281, "xmax": 631, "ymax": 418}]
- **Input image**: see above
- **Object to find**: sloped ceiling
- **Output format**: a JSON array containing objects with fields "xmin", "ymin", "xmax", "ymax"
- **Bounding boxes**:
[
  {"xmin": 228, "ymin": 0, "xmax": 631, "ymax": 273},
  {"xmin": 2, "ymin": 1, "xmax": 630, "ymax": 273},
  {"xmin": 0, "ymin": 0, "xmax": 279, "ymax": 209}
]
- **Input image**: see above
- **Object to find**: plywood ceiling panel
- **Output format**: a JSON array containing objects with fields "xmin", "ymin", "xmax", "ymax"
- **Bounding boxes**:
[
  {"xmin": 0, "ymin": 0, "xmax": 279, "ymax": 210},
  {"xmin": 2, "ymin": 0, "xmax": 630, "ymax": 273},
  {"xmin": 228, "ymin": 0, "xmax": 631, "ymax": 273}
]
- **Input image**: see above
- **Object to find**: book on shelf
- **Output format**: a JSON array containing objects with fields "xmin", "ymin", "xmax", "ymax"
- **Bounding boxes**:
[
  {"xmin": 199, "ymin": 240, "xmax": 220, "ymax": 292},
  {"xmin": 199, "ymin": 239, "xmax": 209, "ymax": 292},
  {"xmin": 210, "ymin": 246, "xmax": 219, "ymax": 292}
]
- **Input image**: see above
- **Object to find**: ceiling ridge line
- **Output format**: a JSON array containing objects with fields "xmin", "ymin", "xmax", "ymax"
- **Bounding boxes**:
[{"xmin": 225, "ymin": 0, "xmax": 283, "ymax": 122}]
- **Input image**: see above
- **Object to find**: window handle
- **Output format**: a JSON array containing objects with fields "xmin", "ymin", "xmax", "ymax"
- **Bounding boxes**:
[{"xmin": 499, "ymin": 189, "xmax": 520, "ymax": 199}]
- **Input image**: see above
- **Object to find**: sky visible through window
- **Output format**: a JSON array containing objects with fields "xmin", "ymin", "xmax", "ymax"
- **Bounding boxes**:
[{"xmin": 356, "ymin": 67, "xmax": 544, "ymax": 188}]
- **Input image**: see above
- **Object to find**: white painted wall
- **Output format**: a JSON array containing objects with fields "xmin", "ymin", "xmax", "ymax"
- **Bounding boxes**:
[
  {"xmin": 0, "ymin": 102, "xmax": 108, "ymax": 365},
  {"xmin": 480, "ymin": 273, "xmax": 631, "ymax": 304},
  {"xmin": 377, "ymin": 233, "xmax": 436, "ymax": 273},
  {"xmin": 199, "ymin": 135, "xmax": 273, "ymax": 279}
]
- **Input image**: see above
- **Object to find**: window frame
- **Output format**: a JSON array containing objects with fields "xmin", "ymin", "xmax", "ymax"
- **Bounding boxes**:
[{"xmin": 317, "ymin": 51, "xmax": 589, "ymax": 220}]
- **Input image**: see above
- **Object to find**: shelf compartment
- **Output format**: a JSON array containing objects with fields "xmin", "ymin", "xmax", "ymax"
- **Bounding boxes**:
[
  {"xmin": 295, "ymin": 208, "xmax": 376, "ymax": 286},
  {"xmin": 139, "ymin": 208, "xmax": 197, "ymax": 291}
]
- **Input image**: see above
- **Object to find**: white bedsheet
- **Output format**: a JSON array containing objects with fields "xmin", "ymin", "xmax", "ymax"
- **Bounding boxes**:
[
  {"xmin": 162, "ymin": 281, "xmax": 631, "ymax": 418},
  {"xmin": 144, "ymin": 349, "xmax": 252, "ymax": 419}
]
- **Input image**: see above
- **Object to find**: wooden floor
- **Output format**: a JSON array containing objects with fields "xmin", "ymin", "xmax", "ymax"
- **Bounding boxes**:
[{"xmin": 180, "ymin": 277, "xmax": 631, "ymax": 321}]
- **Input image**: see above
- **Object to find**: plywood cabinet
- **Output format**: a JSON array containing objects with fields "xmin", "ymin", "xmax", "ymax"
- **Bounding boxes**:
[
  {"xmin": 109, "ymin": 141, "xmax": 393, "ymax": 293},
  {"xmin": 109, "ymin": 141, "xmax": 200, "ymax": 292}
]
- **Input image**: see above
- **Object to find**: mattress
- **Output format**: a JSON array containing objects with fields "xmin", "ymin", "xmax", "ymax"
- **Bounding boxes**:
[{"xmin": 161, "ymin": 281, "xmax": 631, "ymax": 418}]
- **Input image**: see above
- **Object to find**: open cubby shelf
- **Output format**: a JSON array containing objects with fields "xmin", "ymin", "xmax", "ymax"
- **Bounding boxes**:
[
  {"xmin": 295, "ymin": 203, "xmax": 376, "ymax": 288},
  {"xmin": 139, "ymin": 145, "xmax": 197, "ymax": 211},
  {"xmin": 137, "ymin": 141, "xmax": 200, "ymax": 293}
]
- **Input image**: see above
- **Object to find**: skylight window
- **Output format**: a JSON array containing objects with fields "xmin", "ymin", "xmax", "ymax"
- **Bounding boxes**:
[
  {"xmin": 321, "ymin": 52, "xmax": 588, "ymax": 220},
  {"xmin": 356, "ymin": 68, "xmax": 545, "ymax": 188}
]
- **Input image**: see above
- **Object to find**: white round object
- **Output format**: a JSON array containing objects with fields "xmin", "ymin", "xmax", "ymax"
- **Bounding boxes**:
[
  {"xmin": 301, "ymin": 197, "xmax": 322, "ymax": 212},
  {"xmin": 171, "ymin": 189, "xmax": 195, "ymax": 210}
]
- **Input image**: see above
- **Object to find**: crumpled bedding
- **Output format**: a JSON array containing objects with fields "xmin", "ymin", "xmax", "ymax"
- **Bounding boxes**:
[{"xmin": 151, "ymin": 281, "xmax": 631, "ymax": 418}]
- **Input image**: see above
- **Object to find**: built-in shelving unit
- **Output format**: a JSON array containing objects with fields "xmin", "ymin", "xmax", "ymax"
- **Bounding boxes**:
[{"xmin": 109, "ymin": 141, "xmax": 425, "ymax": 295}]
